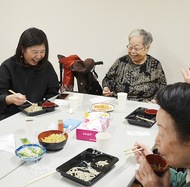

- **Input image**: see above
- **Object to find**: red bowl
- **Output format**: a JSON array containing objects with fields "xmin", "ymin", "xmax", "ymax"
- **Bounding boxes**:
[
  {"xmin": 145, "ymin": 109, "xmax": 158, "ymax": 115},
  {"xmin": 146, "ymin": 154, "xmax": 169, "ymax": 176},
  {"xmin": 41, "ymin": 102, "xmax": 56, "ymax": 108}
]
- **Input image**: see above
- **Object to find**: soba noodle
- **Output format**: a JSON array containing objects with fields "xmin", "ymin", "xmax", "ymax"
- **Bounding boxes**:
[{"xmin": 24, "ymin": 103, "xmax": 43, "ymax": 113}]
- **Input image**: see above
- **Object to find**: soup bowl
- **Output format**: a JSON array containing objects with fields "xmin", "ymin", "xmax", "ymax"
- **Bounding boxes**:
[
  {"xmin": 146, "ymin": 154, "xmax": 169, "ymax": 177},
  {"xmin": 38, "ymin": 130, "xmax": 68, "ymax": 151}
]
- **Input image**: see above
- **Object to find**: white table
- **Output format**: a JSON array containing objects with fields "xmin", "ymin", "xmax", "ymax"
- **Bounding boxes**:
[{"xmin": 0, "ymin": 93, "xmax": 159, "ymax": 187}]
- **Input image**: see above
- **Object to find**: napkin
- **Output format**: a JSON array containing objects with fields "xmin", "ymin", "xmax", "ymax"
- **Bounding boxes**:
[
  {"xmin": 0, "ymin": 134, "xmax": 15, "ymax": 153},
  {"xmin": 54, "ymin": 99, "xmax": 69, "ymax": 106},
  {"xmin": 126, "ymin": 131, "xmax": 150, "ymax": 136},
  {"xmin": 64, "ymin": 118, "xmax": 82, "ymax": 130},
  {"xmin": 89, "ymin": 96, "xmax": 113, "ymax": 103}
]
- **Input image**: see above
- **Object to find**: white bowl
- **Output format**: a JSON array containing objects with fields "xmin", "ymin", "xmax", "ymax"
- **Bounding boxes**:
[{"xmin": 15, "ymin": 144, "xmax": 46, "ymax": 162}]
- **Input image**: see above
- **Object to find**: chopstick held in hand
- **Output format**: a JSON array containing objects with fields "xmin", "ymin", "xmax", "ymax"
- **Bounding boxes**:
[
  {"xmin": 124, "ymin": 147, "xmax": 143, "ymax": 155},
  {"xmin": 8, "ymin": 89, "xmax": 33, "ymax": 105}
]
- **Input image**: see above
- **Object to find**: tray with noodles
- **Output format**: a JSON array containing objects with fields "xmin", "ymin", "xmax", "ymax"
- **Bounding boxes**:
[
  {"xmin": 56, "ymin": 148, "xmax": 119, "ymax": 186},
  {"xmin": 19, "ymin": 101, "xmax": 58, "ymax": 116},
  {"xmin": 91, "ymin": 103, "xmax": 114, "ymax": 112}
]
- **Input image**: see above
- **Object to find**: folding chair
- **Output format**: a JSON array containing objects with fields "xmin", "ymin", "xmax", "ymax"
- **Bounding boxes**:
[{"xmin": 57, "ymin": 54, "xmax": 103, "ymax": 95}]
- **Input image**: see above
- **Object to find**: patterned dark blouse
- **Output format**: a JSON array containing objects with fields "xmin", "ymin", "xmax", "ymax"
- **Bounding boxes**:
[{"xmin": 102, "ymin": 54, "xmax": 167, "ymax": 102}]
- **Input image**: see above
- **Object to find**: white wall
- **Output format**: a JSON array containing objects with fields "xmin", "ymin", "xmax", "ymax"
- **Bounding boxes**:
[{"xmin": 1, "ymin": 0, "xmax": 190, "ymax": 87}]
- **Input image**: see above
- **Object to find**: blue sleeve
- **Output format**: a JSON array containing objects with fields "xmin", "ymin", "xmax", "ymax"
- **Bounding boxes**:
[{"xmin": 170, "ymin": 168, "xmax": 187, "ymax": 187}]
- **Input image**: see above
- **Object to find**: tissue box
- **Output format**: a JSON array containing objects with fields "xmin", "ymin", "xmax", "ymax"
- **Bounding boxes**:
[
  {"xmin": 76, "ymin": 127, "xmax": 98, "ymax": 142},
  {"xmin": 76, "ymin": 112, "xmax": 110, "ymax": 142}
]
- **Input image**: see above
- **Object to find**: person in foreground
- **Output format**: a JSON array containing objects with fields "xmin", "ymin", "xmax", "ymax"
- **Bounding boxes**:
[
  {"xmin": 102, "ymin": 29, "xmax": 167, "ymax": 102},
  {"xmin": 134, "ymin": 82, "xmax": 190, "ymax": 187},
  {"xmin": 0, "ymin": 27, "xmax": 59, "ymax": 120}
]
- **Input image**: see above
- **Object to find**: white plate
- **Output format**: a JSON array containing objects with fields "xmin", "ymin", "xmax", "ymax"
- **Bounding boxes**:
[
  {"xmin": 15, "ymin": 144, "xmax": 46, "ymax": 162},
  {"xmin": 91, "ymin": 103, "xmax": 114, "ymax": 112}
]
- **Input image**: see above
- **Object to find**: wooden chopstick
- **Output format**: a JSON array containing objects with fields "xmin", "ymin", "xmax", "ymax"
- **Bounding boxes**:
[
  {"xmin": 0, "ymin": 161, "xmax": 26, "ymax": 180},
  {"xmin": 124, "ymin": 147, "xmax": 143, "ymax": 155},
  {"xmin": 8, "ymin": 89, "xmax": 33, "ymax": 105},
  {"xmin": 124, "ymin": 146, "xmax": 138, "ymax": 152},
  {"xmin": 22, "ymin": 170, "xmax": 57, "ymax": 187},
  {"xmin": 136, "ymin": 115, "xmax": 155, "ymax": 123},
  {"xmin": 54, "ymin": 125, "xmax": 72, "ymax": 143}
]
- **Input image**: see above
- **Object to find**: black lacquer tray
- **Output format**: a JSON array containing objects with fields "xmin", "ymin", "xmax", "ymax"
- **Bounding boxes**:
[
  {"xmin": 125, "ymin": 107, "xmax": 157, "ymax": 127},
  {"xmin": 19, "ymin": 101, "xmax": 58, "ymax": 116},
  {"xmin": 56, "ymin": 148, "xmax": 119, "ymax": 186}
]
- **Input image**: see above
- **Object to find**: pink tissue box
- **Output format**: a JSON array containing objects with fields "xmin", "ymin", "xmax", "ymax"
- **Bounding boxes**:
[
  {"xmin": 76, "ymin": 111, "xmax": 110, "ymax": 142},
  {"xmin": 76, "ymin": 128, "xmax": 98, "ymax": 142}
]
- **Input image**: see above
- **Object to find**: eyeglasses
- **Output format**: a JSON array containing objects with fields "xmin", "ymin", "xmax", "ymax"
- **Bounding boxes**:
[
  {"xmin": 26, "ymin": 49, "xmax": 46, "ymax": 56},
  {"xmin": 126, "ymin": 44, "xmax": 144, "ymax": 52}
]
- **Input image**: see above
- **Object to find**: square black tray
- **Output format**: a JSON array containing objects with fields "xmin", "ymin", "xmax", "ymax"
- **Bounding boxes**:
[
  {"xmin": 56, "ymin": 148, "xmax": 119, "ymax": 186},
  {"xmin": 125, "ymin": 107, "xmax": 156, "ymax": 128},
  {"xmin": 19, "ymin": 101, "xmax": 57, "ymax": 116}
]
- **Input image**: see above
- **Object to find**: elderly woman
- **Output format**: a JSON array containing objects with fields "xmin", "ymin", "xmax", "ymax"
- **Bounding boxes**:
[
  {"xmin": 134, "ymin": 82, "xmax": 190, "ymax": 187},
  {"xmin": 0, "ymin": 27, "xmax": 59, "ymax": 120},
  {"xmin": 102, "ymin": 29, "xmax": 167, "ymax": 102}
]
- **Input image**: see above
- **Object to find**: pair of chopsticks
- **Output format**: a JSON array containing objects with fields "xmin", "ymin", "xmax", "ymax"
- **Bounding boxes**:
[
  {"xmin": 124, "ymin": 147, "xmax": 143, "ymax": 155},
  {"xmin": 136, "ymin": 115, "xmax": 155, "ymax": 123},
  {"xmin": 8, "ymin": 89, "xmax": 33, "ymax": 105}
]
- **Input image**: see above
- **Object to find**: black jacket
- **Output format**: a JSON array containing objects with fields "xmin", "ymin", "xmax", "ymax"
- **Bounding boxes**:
[{"xmin": 0, "ymin": 57, "xmax": 59, "ymax": 120}]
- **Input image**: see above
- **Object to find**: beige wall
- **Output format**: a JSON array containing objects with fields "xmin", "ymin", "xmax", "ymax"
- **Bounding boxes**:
[{"xmin": 1, "ymin": 0, "xmax": 190, "ymax": 87}]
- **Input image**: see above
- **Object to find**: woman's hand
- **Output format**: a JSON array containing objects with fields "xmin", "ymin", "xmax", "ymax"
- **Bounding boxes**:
[
  {"xmin": 151, "ymin": 99, "xmax": 157, "ymax": 104},
  {"xmin": 135, "ymin": 155, "xmax": 170, "ymax": 187},
  {"xmin": 134, "ymin": 142, "xmax": 153, "ymax": 163},
  {"xmin": 181, "ymin": 68, "xmax": 190, "ymax": 84},
  {"xmin": 6, "ymin": 93, "xmax": 26, "ymax": 106},
  {"xmin": 102, "ymin": 87, "xmax": 113, "ymax": 97},
  {"xmin": 144, "ymin": 99, "xmax": 157, "ymax": 104}
]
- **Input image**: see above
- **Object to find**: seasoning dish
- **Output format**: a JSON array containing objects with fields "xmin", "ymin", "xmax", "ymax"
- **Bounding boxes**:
[
  {"xmin": 15, "ymin": 144, "xmax": 46, "ymax": 162},
  {"xmin": 38, "ymin": 130, "xmax": 68, "ymax": 151},
  {"xmin": 144, "ymin": 109, "xmax": 158, "ymax": 115},
  {"xmin": 41, "ymin": 101, "xmax": 57, "ymax": 112}
]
